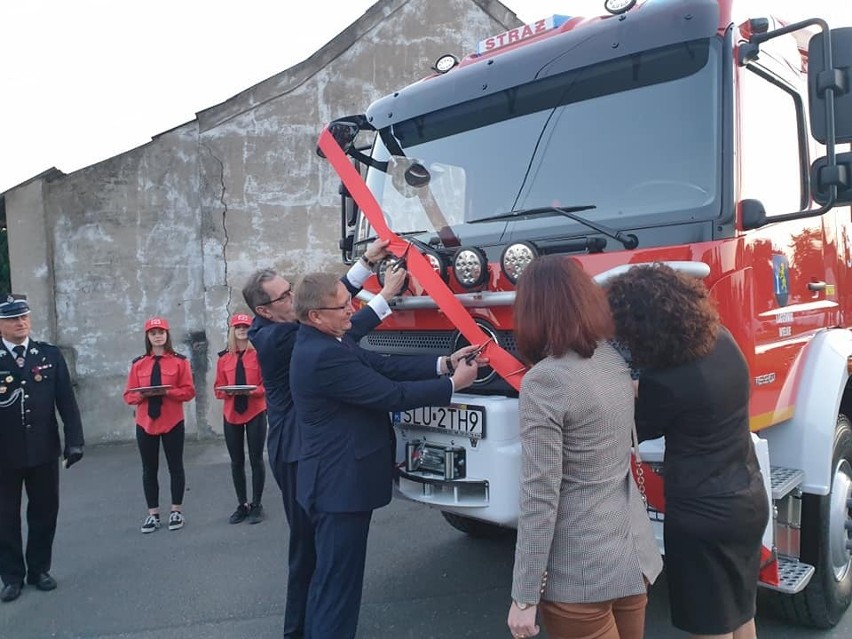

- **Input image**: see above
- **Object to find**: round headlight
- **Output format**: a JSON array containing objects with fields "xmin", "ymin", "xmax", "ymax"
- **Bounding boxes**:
[
  {"xmin": 452, "ymin": 247, "xmax": 488, "ymax": 289},
  {"xmin": 376, "ymin": 257, "xmax": 409, "ymax": 291},
  {"xmin": 434, "ymin": 54, "xmax": 460, "ymax": 74},
  {"xmin": 424, "ymin": 249, "xmax": 448, "ymax": 282},
  {"xmin": 501, "ymin": 241, "xmax": 538, "ymax": 284},
  {"xmin": 604, "ymin": 0, "xmax": 636, "ymax": 15}
]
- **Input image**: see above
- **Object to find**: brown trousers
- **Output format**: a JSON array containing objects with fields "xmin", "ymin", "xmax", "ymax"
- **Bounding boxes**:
[{"xmin": 539, "ymin": 592, "xmax": 648, "ymax": 639}]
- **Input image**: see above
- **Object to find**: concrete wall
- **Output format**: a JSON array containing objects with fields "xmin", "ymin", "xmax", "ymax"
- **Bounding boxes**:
[{"xmin": 2, "ymin": 0, "xmax": 521, "ymax": 443}]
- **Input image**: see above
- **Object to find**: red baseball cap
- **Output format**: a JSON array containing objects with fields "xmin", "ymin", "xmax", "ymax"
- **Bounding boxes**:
[
  {"xmin": 230, "ymin": 313, "xmax": 252, "ymax": 327},
  {"xmin": 144, "ymin": 317, "xmax": 170, "ymax": 332}
]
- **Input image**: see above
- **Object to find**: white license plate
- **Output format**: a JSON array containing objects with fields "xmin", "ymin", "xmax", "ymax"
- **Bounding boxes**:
[{"xmin": 393, "ymin": 404, "xmax": 485, "ymax": 439}]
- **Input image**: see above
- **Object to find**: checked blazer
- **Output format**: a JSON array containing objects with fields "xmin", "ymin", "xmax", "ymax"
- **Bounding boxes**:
[{"xmin": 511, "ymin": 341, "xmax": 662, "ymax": 605}]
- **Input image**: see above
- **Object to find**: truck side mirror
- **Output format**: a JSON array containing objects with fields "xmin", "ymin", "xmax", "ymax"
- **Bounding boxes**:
[
  {"xmin": 808, "ymin": 28, "xmax": 852, "ymax": 144},
  {"xmin": 339, "ymin": 181, "xmax": 357, "ymax": 265},
  {"xmin": 740, "ymin": 199, "xmax": 767, "ymax": 230},
  {"xmin": 811, "ymin": 152, "xmax": 852, "ymax": 205},
  {"xmin": 339, "ymin": 182, "xmax": 358, "ymax": 227},
  {"xmin": 339, "ymin": 233, "xmax": 355, "ymax": 264}
]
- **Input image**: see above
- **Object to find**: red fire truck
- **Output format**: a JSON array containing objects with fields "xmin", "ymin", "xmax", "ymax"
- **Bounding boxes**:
[{"xmin": 318, "ymin": 0, "xmax": 852, "ymax": 627}]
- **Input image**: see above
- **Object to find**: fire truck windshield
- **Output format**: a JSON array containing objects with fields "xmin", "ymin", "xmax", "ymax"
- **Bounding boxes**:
[{"xmin": 361, "ymin": 38, "xmax": 722, "ymax": 248}]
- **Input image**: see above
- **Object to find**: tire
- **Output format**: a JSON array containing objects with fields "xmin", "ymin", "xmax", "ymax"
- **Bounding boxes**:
[
  {"xmin": 771, "ymin": 414, "xmax": 852, "ymax": 628},
  {"xmin": 441, "ymin": 511, "xmax": 514, "ymax": 538}
]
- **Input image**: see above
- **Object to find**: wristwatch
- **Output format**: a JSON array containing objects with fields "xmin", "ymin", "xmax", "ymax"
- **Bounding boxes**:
[
  {"xmin": 360, "ymin": 255, "xmax": 377, "ymax": 268},
  {"xmin": 445, "ymin": 356, "xmax": 455, "ymax": 375},
  {"xmin": 514, "ymin": 601, "xmax": 533, "ymax": 610}
]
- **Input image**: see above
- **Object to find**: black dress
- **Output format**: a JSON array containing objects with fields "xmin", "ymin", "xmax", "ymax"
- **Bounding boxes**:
[{"xmin": 635, "ymin": 328, "xmax": 769, "ymax": 635}]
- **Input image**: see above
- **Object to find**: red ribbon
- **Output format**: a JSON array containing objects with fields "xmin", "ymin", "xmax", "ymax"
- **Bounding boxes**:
[{"xmin": 317, "ymin": 129, "xmax": 526, "ymax": 391}]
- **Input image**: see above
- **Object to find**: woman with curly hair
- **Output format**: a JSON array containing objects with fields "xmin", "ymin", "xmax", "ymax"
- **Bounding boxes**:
[
  {"xmin": 607, "ymin": 264, "xmax": 769, "ymax": 639},
  {"xmin": 507, "ymin": 255, "xmax": 662, "ymax": 639}
]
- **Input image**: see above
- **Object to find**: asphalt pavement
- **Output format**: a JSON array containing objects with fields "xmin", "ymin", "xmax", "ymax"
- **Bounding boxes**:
[{"xmin": 1, "ymin": 440, "xmax": 851, "ymax": 638}]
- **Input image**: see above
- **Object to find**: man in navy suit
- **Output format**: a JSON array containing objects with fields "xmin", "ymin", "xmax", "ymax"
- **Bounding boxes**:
[
  {"xmin": 290, "ymin": 272, "xmax": 481, "ymax": 639},
  {"xmin": 242, "ymin": 240, "xmax": 403, "ymax": 639}
]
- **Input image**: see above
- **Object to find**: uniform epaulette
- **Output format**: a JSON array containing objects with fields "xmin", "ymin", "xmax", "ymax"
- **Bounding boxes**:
[
  {"xmin": 132, "ymin": 355, "xmax": 145, "ymax": 363},
  {"xmin": 218, "ymin": 349, "xmax": 228, "ymax": 357},
  {"xmin": 174, "ymin": 352, "xmax": 188, "ymax": 360}
]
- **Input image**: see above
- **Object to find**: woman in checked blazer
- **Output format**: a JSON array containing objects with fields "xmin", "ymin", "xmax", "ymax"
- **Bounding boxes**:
[{"xmin": 507, "ymin": 256, "xmax": 662, "ymax": 639}]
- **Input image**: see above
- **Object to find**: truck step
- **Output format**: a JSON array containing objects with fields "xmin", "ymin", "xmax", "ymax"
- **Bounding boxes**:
[
  {"xmin": 770, "ymin": 466, "xmax": 805, "ymax": 500},
  {"xmin": 762, "ymin": 556, "xmax": 815, "ymax": 594}
]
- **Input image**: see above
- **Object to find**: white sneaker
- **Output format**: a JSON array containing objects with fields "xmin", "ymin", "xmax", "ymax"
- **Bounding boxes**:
[
  {"xmin": 168, "ymin": 511, "xmax": 184, "ymax": 531},
  {"xmin": 141, "ymin": 514, "xmax": 161, "ymax": 534}
]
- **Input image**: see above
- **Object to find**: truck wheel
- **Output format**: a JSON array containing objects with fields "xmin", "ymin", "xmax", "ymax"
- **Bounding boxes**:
[
  {"xmin": 441, "ymin": 511, "xmax": 513, "ymax": 538},
  {"xmin": 774, "ymin": 415, "xmax": 852, "ymax": 628}
]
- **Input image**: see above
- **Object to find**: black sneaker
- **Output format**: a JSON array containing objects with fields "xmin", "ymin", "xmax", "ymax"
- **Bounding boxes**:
[
  {"xmin": 168, "ymin": 510, "xmax": 185, "ymax": 531},
  {"xmin": 229, "ymin": 504, "xmax": 249, "ymax": 524},
  {"xmin": 141, "ymin": 514, "xmax": 161, "ymax": 534},
  {"xmin": 248, "ymin": 502, "xmax": 264, "ymax": 525}
]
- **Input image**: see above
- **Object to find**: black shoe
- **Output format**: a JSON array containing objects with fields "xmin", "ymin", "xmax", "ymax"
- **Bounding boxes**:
[
  {"xmin": 248, "ymin": 502, "xmax": 264, "ymax": 524},
  {"xmin": 26, "ymin": 572, "xmax": 57, "ymax": 591},
  {"xmin": 0, "ymin": 583, "xmax": 22, "ymax": 602},
  {"xmin": 229, "ymin": 503, "xmax": 249, "ymax": 524}
]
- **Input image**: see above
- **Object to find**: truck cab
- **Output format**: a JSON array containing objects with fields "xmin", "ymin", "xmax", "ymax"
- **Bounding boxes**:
[{"xmin": 320, "ymin": 0, "xmax": 852, "ymax": 627}]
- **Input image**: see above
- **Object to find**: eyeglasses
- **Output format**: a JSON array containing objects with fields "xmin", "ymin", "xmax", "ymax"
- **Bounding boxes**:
[
  {"xmin": 259, "ymin": 287, "xmax": 292, "ymax": 306},
  {"xmin": 314, "ymin": 296, "xmax": 353, "ymax": 312}
]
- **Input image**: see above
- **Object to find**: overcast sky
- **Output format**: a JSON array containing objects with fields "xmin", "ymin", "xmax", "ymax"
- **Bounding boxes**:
[{"xmin": 1, "ymin": 0, "xmax": 849, "ymax": 194}]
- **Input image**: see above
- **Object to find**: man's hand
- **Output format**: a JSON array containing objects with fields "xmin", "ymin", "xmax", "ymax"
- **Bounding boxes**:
[
  {"xmin": 363, "ymin": 238, "xmax": 392, "ymax": 264},
  {"xmin": 451, "ymin": 357, "xmax": 478, "ymax": 390},
  {"xmin": 64, "ymin": 446, "xmax": 84, "ymax": 469},
  {"xmin": 380, "ymin": 266, "xmax": 408, "ymax": 300},
  {"xmin": 449, "ymin": 343, "xmax": 490, "ymax": 370}
]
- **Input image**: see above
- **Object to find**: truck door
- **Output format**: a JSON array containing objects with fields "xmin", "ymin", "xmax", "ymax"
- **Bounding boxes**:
[{"xmin": 737, "ymin": 44, "xmax": 836, "ymax": 431}]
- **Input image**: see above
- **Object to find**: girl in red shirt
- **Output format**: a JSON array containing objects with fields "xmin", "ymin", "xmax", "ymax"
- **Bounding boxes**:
[
  {"xmin": 123, "ymin": 317, "xmax": 196, "ymax": 533},
  {"xmin": 215, "ymin": 313, "xmax": 267, "ymax": 524}
]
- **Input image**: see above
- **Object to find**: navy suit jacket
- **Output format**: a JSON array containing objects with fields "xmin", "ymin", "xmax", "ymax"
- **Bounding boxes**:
[
  {"xmin": 0, "ymin": 340, "xmax": 84, "ymax": 470},
  {"xmin": 248, "ymin": 295, "xmax": 381, "ymax": 468},
  {"xmin": 291, "ymin": 325, "xmax": 453, "ymax": 514}
]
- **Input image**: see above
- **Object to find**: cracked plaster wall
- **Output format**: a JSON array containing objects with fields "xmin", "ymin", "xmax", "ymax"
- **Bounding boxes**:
[{"xmin": 3, "ymin": 0, "xmax": 520, "ymax": 443}]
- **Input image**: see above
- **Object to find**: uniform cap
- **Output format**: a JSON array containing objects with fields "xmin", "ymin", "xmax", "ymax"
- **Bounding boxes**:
[
  {"xmin": 144, "ymin": 317, "xmax": 170, "ymax": 332},
  {"xmin": 230, "ymin": 313, "xmax": 252, "ymax": 327},
  {"xmin": 0, "ymin": 295, "xmax": 31, "ymax": 319}
]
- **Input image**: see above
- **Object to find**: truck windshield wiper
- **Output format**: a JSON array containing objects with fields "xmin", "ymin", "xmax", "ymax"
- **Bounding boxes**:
[
  {"xmin": 471, "ymin": 205, "xmax": 638, "ymax": 250},
  {"xmin": 353, "ymin": 230, "xmax": 433, "ymax": 247}
]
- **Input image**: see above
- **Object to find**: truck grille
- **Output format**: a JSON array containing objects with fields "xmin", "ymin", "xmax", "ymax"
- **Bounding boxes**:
[
  {"xmin": 360, "ymin": 330, "xmax": 520, "ymax": 397},
  {"xmin": 361, "ymin": 330, "xmax": 517, "ymax": 355}
]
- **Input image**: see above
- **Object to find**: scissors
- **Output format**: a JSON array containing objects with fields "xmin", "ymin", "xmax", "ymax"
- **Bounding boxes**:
[{"xmin": 464, "ymin": 336, "xmax": 495, "ymax": 363}]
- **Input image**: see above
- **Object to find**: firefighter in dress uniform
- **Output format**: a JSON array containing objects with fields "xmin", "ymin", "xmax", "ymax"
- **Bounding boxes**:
[{"xmin": 0, "ymin": 296, "xmax": 84, "ymax": 603}]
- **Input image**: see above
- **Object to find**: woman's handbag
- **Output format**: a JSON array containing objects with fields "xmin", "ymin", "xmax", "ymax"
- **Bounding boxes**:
[{"xmin": 630, "ymin": 423, "xmax": 666, "ymax": 512}]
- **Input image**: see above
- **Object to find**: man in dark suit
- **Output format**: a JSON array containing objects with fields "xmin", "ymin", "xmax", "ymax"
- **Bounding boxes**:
[
  {"xmin": 0, "ymin": 296, "xmax": 84, "ymax": 603},
  {"xmin": 290, "ymin": 272, "xmax": 481, "ymax": 639},
  {"xmin": 241, "ymin": 239, "xmax": 403, "ymax": 639}
]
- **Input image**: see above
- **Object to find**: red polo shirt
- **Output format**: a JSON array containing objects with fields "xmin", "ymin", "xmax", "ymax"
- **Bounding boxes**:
[
  {"xmin": 123, "ymin": 352, "xmax": 196, "ymax": 435},
  {"xmin": 214, "ymin": 349, "xmax": 266, "ymax": 424}
]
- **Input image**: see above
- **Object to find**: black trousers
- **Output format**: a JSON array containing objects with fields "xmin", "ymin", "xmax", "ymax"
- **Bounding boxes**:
[
  {"xmin": 271, "ymin": 459, "xmax": 317, "ymax": 639},
  {"xmin": 0, "ymin": 459, "xmax": 59, "ymax": 586},
  {"xmin": 136, "ymin": 422, "xmax": 185, "ymax": 509},
  {"xmin": 223, "ymin": 411, "xmax": 267, "ymax": 505}
]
